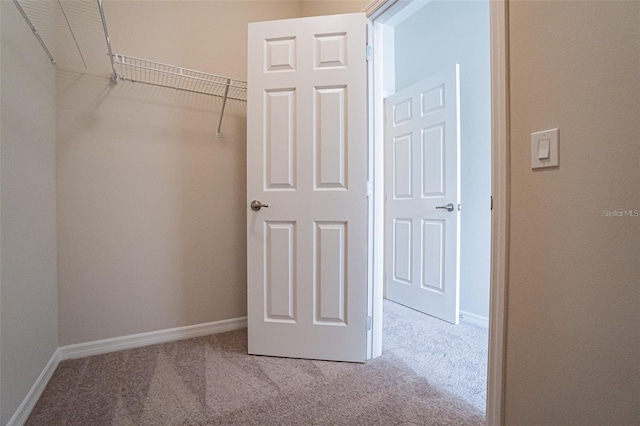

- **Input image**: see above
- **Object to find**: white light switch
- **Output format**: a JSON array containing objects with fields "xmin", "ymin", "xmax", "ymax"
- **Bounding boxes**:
[
  {"xmin": 531, "ymin": 128, "xmax": 559, "ymax": 169},
  {"xmin": 537, "ymin": 139, "xmax": 550, "ymax": 160}
]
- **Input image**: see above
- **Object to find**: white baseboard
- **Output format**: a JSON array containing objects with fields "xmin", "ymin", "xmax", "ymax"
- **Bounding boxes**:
[
  {"xmin": 8, "ymin": 317, "xmax": 247, "ymax": 425},
  {"xmin": 59, "ymin": 316, "xmax": 247, "ymax": 360},
  {"xmin": 7, "ymin": 348, "xmax": 61, "ymax": 426},
  {"xmin": 460, "ymin": 310, "xmax": 489, "ymax": 328}
]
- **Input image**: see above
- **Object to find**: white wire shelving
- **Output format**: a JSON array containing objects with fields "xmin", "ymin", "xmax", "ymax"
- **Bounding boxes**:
[
  {"xmin": 113, "ymin": 55, "xmax": 247, "ymax": 102},
  {"xmin": 113, "ymin": 55, "xmax": 247, "ymax": 136},
  {"xmin": 12, "ymin": 0, "xmax": 115, "ymax": 75},
  {"xmin": 13, "ymin": 0, "xmax": 246, "ymax": 137}
]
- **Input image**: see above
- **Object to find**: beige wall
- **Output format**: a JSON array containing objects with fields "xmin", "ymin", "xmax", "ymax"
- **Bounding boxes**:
[
  {"xmin": 57, "ymin": 1, "xmax": 365, "ymax": 346},
  {"xmin": 57, "ymin": 1, "xmax": 300, "ymax": 345},
  {"xmin": 505, "ymin": 1, "xmax": 640, "ymax": 424},
  {"xmin": 0, "ymin": 1, "xmax": 59, "ymax": 423},
  {"xmin": 300, "ymin": 1, "xmax": 369, "ymax": 17},
  {"xmin": 102, "ymin": 1, "xmax": 303, "ymax": 80}
]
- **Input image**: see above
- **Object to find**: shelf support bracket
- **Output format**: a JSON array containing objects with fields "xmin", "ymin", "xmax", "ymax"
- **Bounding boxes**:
[
  {"xmin": 216, "ymin": 78, "xmax": 232, "ymax": 138},
  {"xmin": 12, "ymin": 0, "xmax": 56, "ymax": 65},
  {"xmin": 97, "ymin": 0, "xmax": 118, "ymax": 82}
]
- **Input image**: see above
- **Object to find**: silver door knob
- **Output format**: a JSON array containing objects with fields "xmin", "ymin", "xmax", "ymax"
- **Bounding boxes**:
[
  {"xmin": 435, "ymin": 203, "xmax": 455, "ymax": 212},
  {"xmin": 251, "ymin": 200, "xmax": 269, "ymax": 211}
]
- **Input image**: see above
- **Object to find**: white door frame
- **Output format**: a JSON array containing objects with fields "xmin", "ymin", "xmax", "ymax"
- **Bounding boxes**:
[{"xmin": 364, "ymin": 1, "xmax": 510, "ymax": 424}]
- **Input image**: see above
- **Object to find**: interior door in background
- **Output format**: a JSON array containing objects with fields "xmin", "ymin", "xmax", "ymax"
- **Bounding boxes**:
[
  {"xmin": 384, "ymin": 65, "xmax": 461, "ymax": 324},
  {"xmin": 247, "ymin": 13, "xmax": 368, "ymax": 362}
]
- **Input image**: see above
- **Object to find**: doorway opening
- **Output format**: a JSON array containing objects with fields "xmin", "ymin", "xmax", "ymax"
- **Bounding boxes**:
[{"xmin": 367, "ymin": 0, "xmax": 492, "ymax": 414}]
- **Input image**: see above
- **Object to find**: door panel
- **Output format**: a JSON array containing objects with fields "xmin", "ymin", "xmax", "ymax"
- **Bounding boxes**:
[
  {"xmin": 265, "ymin": 221, "xmax": 296, "ymax": 322},
  {"xmin": 314, "ymin": 86, "xmax": 347, "ymax": 189},
  {"xmin": 422, "ymin": 219, "xmax": 445, "ymax": 292},
  {"xmin": 247, "ymin": 13, "xmax": 368, "ymax": 362},
  {"xmin": 314, "ymin": 221, "xmax": 347, "ymax": 325},
  {"xmin": 265, "ymin": 90, "xmax": 296, "ymax": 190},
  {"xmin": 393, "ymin": 218, "xmax": 413, "ymax": 284},
  {"xmin": 422, "ymin": 124, "xmax": 445, "ymax": 196},
  {"xmin": 385, "ymin": 65, "xmax": 460, "ymax": 324},
  {"xmin": 394, "ymin": 133, "xmax": 413, "ymax": 198}
]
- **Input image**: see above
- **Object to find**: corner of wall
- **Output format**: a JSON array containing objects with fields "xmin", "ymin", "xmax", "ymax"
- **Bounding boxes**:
[{"xmin": 0, "ymin": 0, "xmax": 58, "ymax": 422}]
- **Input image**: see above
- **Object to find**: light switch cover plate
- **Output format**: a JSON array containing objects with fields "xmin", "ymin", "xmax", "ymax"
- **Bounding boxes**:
[{"xmin": 531, "ymin": 128, "xmax": 559, "ymax": 169}]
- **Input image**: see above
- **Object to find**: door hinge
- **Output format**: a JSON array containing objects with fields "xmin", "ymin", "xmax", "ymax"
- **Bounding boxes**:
[
  {"xmin": 366, "ymin": 316, "xmax": 372, "ymax": 331},
  {"xmin": 366, "ymin": 180, "xmax": 373, "ymax": 197},
  {"xmin": 490, "ymin": 195, "xmax": 493, "ymax": 210},
  {"xmin": 366, "ymin": 44, "xmax": 372, "ymax": 62}
]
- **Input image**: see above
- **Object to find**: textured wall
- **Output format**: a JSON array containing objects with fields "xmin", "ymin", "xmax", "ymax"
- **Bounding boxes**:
[
  {"xmin": 505, "ymin": 1, "xmax": 640, "ymax": 424},
  {"xmin": 56, "ymin": 1, "xmax": 300, "ymax": 345},
  {"xmin": 300, "ymin": 0, "xmax": 370, "ymax": 17},
  {"xmin": 0, "ymin": 1, "xmax": 58, "ymax": 423}
]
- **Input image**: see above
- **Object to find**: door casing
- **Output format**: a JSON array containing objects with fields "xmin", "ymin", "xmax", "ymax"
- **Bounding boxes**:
[{"xmin": 364, "ymin": 1, "xmax": 509, "ymax": 424}]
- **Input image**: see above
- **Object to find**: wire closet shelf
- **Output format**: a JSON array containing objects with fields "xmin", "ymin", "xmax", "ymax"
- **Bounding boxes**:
[
  {"xmin": 113, "ymin": 54, "xmax": 248, "ymax": 103},
  {"xmin": 12, "ymin": 0, "xmax": 246, "ymax": 137},
  {"xmin": 113, "ymin": 54, "xmax": 248, "ymax": 136}
]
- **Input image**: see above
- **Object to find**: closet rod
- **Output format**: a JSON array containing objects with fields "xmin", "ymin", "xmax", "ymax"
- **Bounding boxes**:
[{"xmin": 12, "ymin": 0, "xmax": 56, "ymax": 64}]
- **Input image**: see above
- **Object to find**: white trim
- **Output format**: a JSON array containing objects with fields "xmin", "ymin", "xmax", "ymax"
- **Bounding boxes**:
[
  {"xmin": 487, "ymin": 1, "xmax": 510, "ymax": 425},
  {"xmin": 7, "ymin": 317, "xmax": 247, "ymax": 425},
  {"xmin": 364, "ymin": 0, "xmax": 413, "ymax": 22},
  {"xmin": 367, "ymin": 0, "xmax": 509, "ymax": 423},
  {"xmin": 7, "ymin": 349, "xmax": 61, "ymax": 426},
  {"xmin": 365, "ymin": 20, "xmax": 375, "ymax": 360},
  {"xmin": 367, "ymin": 16, "xmax": 387, "ymax": 360},
  {"xmin": 59, "ymin": 317, "xmax": 247, "ymax": 360},
  {"xmin": 382, "ymin": 0, "xmax": 431, "ymax": 27},
  {"xmin": 363, "ymin": 0, "xmax": 398, "ymax": 19},
  {"xmin": 460, "ymin": 310, "xmax": 489, "ymax": 328}
]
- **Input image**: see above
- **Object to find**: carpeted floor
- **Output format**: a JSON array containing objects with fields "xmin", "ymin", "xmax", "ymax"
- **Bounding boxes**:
[
  {"xmin": 27, "ymin": 300, "xmax": 487, "ymax": 425},
  {"xmin": 383, "ymin": 300, "xmax": 488, "ymax": 412}
]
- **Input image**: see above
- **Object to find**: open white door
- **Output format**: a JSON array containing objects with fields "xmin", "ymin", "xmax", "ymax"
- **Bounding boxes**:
[
  {"xmin": 384, "ymin": 65, "xmax": 461, "ymax": 324},
  {"xmin": 247, "ymin": 13, "xmax": 368, "ymax": 362}
]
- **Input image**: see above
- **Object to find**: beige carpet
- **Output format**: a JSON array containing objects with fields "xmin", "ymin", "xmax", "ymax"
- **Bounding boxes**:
[
  {"xmin": 382, "ymin": 300, "xmax": 488, "ymax": 412},
  {"xmin": 27, "ymin": 301, "xmax": 487, "ymax": 425}
]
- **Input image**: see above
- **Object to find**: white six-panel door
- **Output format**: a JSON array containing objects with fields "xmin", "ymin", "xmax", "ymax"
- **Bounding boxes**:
[
  {"xmin": 384, "ymin": 65, "xmax": 461, "ymax": 324},
  {"xmin": 247, "ymin": 14, "xmax": 368, "ymax": 362}
]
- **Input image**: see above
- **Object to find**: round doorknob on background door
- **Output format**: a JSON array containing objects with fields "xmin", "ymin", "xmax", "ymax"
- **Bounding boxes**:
[{"xmin": 251, "ymin": 200, "xmax": 269, "ymax": 211}]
